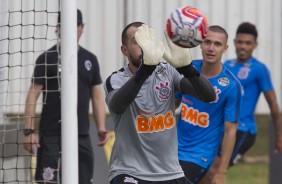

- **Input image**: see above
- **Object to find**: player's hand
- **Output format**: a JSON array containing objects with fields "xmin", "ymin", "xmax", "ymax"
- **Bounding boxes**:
[
  {"xmin": 97, "ymin": 129, "xmax": 109, "ymax": 146},
  {"xmin": 135, "ymin": 24, "xmax": 165, "ymax": 66},
  {"xmin": 275, "ymin": 134, "xmax": 282, "ymax": 153},
  {"xmin": 24, "ymin": 134, "xmax": 40, "ymax": 156},
  {"xmin": 211, "ymin": 172, "xmax": 226, "ymax": 184},
  {"xmin": 163, "ymin": 30, "xmax": 192, "ymax": 68}
]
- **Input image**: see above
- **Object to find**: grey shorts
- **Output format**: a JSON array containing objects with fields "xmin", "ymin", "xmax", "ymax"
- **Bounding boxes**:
[{"xmin": 110, "ymin": 174, "xmax": 192, "ymax": 184}]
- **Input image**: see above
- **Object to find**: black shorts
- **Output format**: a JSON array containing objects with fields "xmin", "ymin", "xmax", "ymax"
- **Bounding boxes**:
[
  {"xmin": 110, "ymin": 174, "xmax": 192, "ymax": 184},
  {"xmin": 35, "ymin": 134, "xmax": 93, "ymax": 184},
  {"xmin": 217, "ymin": 130, "xmax": 256, "ymax": 166},
  {"xmin": 179, "ymin": 160, "xmax": 208, "ymax": 184}
]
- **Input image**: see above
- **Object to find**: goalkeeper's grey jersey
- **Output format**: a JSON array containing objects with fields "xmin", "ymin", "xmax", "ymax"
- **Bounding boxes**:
[{"xmin": 105, "ymin": 63, "xmax": 185, "ymax": 181}]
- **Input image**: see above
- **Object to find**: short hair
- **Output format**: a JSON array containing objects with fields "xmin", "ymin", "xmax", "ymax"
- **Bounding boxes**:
[
  {"xmin": 57, "ymin": 9, "xmax": 83, "ymax": 26},
  {"xmin": 208, "ymin": 25, "xmax": 228, "ymax": 41},
  {"xmin": 236, "ymin": 22, "xmax": 258, "ymax": 40},
  {"xmin": 121, "ymin": 22, "xmax": 144, "ymax": 45}
]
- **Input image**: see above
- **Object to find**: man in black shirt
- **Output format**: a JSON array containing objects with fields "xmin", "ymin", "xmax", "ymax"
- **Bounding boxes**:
[{"xmin": 23, "ymin": 9, "xmax": 108, "ymax": 184}]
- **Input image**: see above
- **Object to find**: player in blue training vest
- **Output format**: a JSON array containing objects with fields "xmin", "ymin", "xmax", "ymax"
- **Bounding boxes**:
[
  {"xmin": 224, "ymin": 22, "xmax": 282, "ymax": 163},
  {"xmin": 205, "ymin": 22, "xmax": 282, "ymax": 184},
  {"xmin": 177, "ymin": 26, "xmax": 241, "ymax": 184}
]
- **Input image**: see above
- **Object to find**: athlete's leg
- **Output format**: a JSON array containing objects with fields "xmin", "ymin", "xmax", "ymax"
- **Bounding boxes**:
[
  {"xmin": 229, "ymin": 130, "xmax": 256, "ymax": 166},
  {"xmin": 79, "ymin": 135, "xmax": 94, "ymax": 184}
]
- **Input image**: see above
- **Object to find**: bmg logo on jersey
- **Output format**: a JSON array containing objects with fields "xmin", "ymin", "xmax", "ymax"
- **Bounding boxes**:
[
  {"xmin": 136, "ymin": 110, "xmax": 175, "ymax": 133},
  {"xmin": 155, "ymin": 81, "xmax": 171, "ymax": 101},
  {"xmin": 181, "ymin": 104, "xmax": 209, "ymax": 128}
]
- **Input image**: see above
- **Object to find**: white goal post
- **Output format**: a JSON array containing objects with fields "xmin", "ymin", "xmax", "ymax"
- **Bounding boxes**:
[{"xmin": 60, "ymin": 0, "xmax": 78, "ymax": 184}]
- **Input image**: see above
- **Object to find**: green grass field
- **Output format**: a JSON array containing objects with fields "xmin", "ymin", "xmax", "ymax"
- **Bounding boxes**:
[
  {"xmin": 227, "ymin": 162, "xmax": 268, "ymax": 184},
  {"xmin": 227, "ymin": 115, "xmax": 270, "ymax": 183}
]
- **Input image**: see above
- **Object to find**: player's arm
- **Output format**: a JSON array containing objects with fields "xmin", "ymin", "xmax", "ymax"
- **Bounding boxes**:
[
  {"xmin": 212, "ymin": 121, "xmax": 237, "ymax": 183},
  {"xmin": 24, "ymin": 83, "xmax": 43, "ymax": 154},
  {"xmin": 107, "ymin": 76, "xmax": 148, "ymax": 114},
  {"xmin": 163, "ymin": 31, "xmax": 215, "ymax": 102},
  {"xmin": 179, "ymin": 75, "xmax": 215, "ymax": 103},
  {"xmin": 91, "ymin": 84, "xmax": 108, "ymax": 146},
  {"xmin": 174, "ymin": 93, "xmax": 182, "ymax": 108},
  {"xmin": 107, "ymin": 62, "xmax": 158, "ymax": 114},
  {"xmin": 264, "ymin": 90, "xmax": 282, "ymax": 153}
]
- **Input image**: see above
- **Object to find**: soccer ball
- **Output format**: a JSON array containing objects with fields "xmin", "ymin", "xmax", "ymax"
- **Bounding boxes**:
[{"xmin": 166, "ymin": 6, "xmax": 208, "ymax": 48}]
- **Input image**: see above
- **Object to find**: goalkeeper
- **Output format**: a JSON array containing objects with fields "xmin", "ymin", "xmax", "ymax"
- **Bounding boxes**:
[{"xmin": 104, "ymin": 22, "xmax": 216, "ymax": 184}]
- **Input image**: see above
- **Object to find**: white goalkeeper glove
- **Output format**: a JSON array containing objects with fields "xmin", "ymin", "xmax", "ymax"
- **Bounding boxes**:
[
  {"xmin": 135, "ymin": 24, "xmax": 165, "ymax": 66},
  {"xmin": 163, "ymin": 30, "xmax": 192, "ymax": 68}
]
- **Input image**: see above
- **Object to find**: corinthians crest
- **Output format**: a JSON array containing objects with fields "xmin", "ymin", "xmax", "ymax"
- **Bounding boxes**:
[
  {"xmin": 155, "ymin": 81, "xmax": 171, "ymax": 101},
  {"xmin": 42, "ymin": 167, "xmax": 55, "ymax": 181}
]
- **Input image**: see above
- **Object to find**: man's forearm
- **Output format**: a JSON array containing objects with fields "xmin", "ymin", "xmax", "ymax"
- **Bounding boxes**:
[
  {"xmin": 218, "ymin": 135, "xmax": 234, "ymax": 173},
  {"xmin": 25, "ymin": 106, "xmax": 36, "ymax": 129},
  {"xmin": 271, "ymin": 109, "xmax": 282, "ymax": 137},
  {"xmin": 107, "ymin": 76, "xmax": 146, "ymax": 114},
  {"xmin": 180, "ymin": 75, "xmax": 216, "ymax": 103},
  {"xmin": 25, "ymin": 92, "xmax": 39, "ymax": 129},
  {"xmin": 218, "ymin": 122, "xmax": 237, "ymax": 173},
  {"xmin": 92, "ymin": 98, "xmax": 106, "ymax": 131}
]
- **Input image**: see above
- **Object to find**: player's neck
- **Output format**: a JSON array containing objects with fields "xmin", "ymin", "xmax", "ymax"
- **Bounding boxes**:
[
  {"xmin": 128, "ymin": 63, "xmax": 138, "ymax": 75},
  {"xmin": 202, "ymin": 62, "xmax": 222, "ymax": 78},
  {"xmin": 237, "ymin": 56, "xmax": 252, "ymax": 63}
]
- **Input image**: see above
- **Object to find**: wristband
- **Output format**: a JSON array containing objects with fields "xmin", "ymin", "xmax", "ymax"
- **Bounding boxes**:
[
  {"xmin": 134, "ymin": 63, "xmax": 156, "ymax": 82},
  {"xmin": 23, "ymin": 129, "xmax": 35, "ymax": 136}
]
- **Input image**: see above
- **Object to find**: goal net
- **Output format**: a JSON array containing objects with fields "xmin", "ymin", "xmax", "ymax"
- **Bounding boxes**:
[{"xmin": 0, "ymin": 0, "xmax": 60, "ymax": 183}]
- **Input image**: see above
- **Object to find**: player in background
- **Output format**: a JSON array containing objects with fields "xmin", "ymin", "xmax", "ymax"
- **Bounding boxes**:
[
  {"xmin": 205, "ymin": 22, "xmax": 282, "ymax": 183},
  {"xmin": 23, "ymin": 9, "xmax": 108, "ymax": 183},
  {"xmin": 225, "ymin": 22, "xmax": 282, "ymax": 157},
  {"xmin": 176, "ymin": 26, "xmax": 241, "ymax": 184},
  {"xmin": 104, "ymin": 22, "xmax": 216, "ymax": 184}
]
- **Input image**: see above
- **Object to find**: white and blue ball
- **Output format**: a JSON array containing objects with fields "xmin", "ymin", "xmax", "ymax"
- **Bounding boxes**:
[{"xmin": 166, "ymin": 6, "xmax": 208, "ymax": 48}]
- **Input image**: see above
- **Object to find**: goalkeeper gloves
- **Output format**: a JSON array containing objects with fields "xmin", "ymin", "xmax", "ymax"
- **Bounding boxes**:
[
  {"xmin": 135, "ymin": 24, "xmax": 165, "ymax": 66},
  {"xmin": 134, "ymin": 24, "xmax": 165, "ymax": 82},
  {"xmin": 163, "ymin": 30, "xmax": 199, "ymax": 78}
]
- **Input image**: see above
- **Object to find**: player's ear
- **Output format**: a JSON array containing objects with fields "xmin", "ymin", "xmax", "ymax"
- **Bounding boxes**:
[
  {"xmin": 121, "ymin": 45, "xmax": 128, "ymax": 56},
  {"xmin": 224, "ymin": 44, "xmax": 228, "ymax": 52},
  {"xmin": 254, "ymin": 40, "xmax": 258, "ymax": 49}
]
